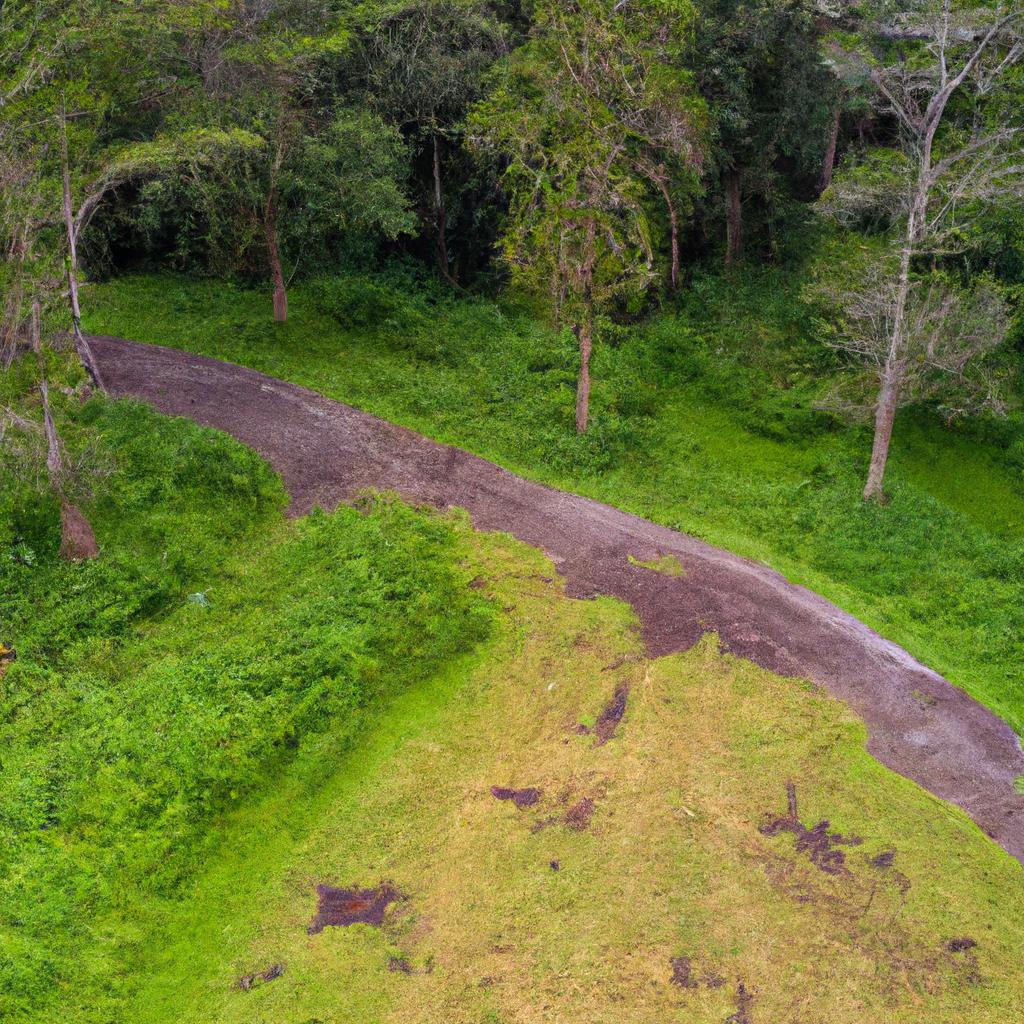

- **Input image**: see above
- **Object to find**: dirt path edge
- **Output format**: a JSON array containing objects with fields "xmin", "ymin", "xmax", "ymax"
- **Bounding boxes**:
[{"xmin": 88, "ymin": 334, "xmax": 1024, "ymax": 864}]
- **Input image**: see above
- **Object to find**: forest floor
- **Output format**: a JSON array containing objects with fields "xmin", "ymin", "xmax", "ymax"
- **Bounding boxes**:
[{"xmin": 88, "ymin": 335, "xmax": 1024, "ymax": 864}]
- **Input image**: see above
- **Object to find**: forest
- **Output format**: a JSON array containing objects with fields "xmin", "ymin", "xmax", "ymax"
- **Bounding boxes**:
[{"xmin": 2, "ymin": 2, "xmax": 1024, "ymax": 1022}]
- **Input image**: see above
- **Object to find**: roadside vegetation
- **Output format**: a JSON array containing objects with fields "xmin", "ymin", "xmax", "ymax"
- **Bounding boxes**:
[
  {"xmin": 84, "ymin": 269, "xmax": 1024, "ymax": 735},
  {"xmin": 0, "ymin": 387, "xmax": 491, "ymax": 1021}
]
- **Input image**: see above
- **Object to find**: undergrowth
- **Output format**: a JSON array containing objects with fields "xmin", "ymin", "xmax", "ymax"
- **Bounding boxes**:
[{"xmin": 0, "ymin": 396, "xmax": 491, "ymax": 1021}]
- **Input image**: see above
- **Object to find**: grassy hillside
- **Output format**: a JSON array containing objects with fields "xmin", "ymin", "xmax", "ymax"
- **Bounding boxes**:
[
  {"xmin": 0, "ymin": 395, "xmax": 491, "ymax": 1021},
  {"xmin": 84, "ymin": 518, "xmax": 1024, "ymax": 1023},
  {"xmin": 83, "ymin": 271, "xmax": 1024, "ymax": 735},
  {"xmin": 2, "ymin": 382, "xmax": 1022, "ymax": 1022}
]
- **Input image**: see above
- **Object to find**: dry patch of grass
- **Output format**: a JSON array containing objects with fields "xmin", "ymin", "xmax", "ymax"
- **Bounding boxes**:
[{"xmin": 126, "ymin": 524, "xmax": 1024, "ymax": 1024}]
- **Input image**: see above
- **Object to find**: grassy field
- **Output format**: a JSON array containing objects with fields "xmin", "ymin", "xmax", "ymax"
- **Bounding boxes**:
[
  {"xmin": 2, "ymin": 374, "xmax": 1022, "ymax": 1022},
  {"xmin": 83, "ymin": 270, "xmax": 1024, "ymax": 736},
  {"xmin": 80, "ymin": 519, "xmax": 1024, "ymax": 1023}
]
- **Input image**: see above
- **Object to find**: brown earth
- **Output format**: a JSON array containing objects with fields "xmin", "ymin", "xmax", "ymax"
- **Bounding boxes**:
[
  {"xmin": 307, "ymin": 883, "xmax": 400, "ymax": 934},
  {"xmin": 490, "ymin": 786, "xmax": 542, "ymax": 808},
  {"xmin": 87, "ymin": 335, "xmax": 1024, "ymax": 865}
]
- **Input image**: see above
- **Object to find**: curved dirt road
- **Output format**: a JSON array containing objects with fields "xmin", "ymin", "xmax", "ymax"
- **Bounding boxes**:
[{"xmin": 89, "ymin": 334, "xmax": 1024, "ymax": 864}]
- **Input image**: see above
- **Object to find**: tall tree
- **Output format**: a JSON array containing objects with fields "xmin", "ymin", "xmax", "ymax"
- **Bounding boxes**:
[
  {"xmin": 351, "ymin": 0, "xmax": 510, "ymax": 285},
  {"xmin": 472, "ymin": 0, "xmax": 705, "ymax": 432},
  {"xmin": 822, "ymin": 0, "xmax": 1024, "ymax": 500},
  {"xmin": 691, "ymin": 0, "xmax": 837, "ymax": 265}
]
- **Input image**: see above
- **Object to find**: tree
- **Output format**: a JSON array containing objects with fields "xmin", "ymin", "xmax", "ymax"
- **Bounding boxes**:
[
  {"xmin": 471, "ymin": 0, "xmax": 705, "ymax": 432},
  {"xmin": 822, "ymin": 0, "xmax": 1024, "ymax": 500},
  {"xmin": 691, "ymin": 0, "xmax": 838, "ymax": 266},
  {"xmin": 351, "ymin": 0, "xmax": 510, "ymax": 285}
]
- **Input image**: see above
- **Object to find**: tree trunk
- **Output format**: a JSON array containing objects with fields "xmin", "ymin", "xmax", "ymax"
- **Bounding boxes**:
[
  {"xmin": 575, "ymin": 314, "xmax": 592, "ymax": 434},
  {"xmin": 432, "ymin": 134, "xmax": 457, "ymax": 286},
  {"xmin": 60, "ymin": 101, "xmax": 104, "ymax": 391},
  {"xmin": 654, "ymin": 175, "xmax": 680, "ymax": 290},
  {"xmin": 575, "ymin": 214, "xmax": 598, "ymax": 434},
  {"xmin": 265, "ymin": 190, "xmax": 288, "ymax": 322},
  {"xmin": 863, "ymin": 367, "xmax": 901, "ymax": 502},
  {"xmin": 819, "ymin": 104, "xmax": 842, "ymax": 194},
  {"xmin": 59, "ymin": 499, "xmax": 100, "ymax": 560},
  {"xmin": 724, "ymin": 169, "xmax": 743, "ymax": 267},
  {"xmin": 39, "ymin": 376, "xmax": 100, "ymax": 559}
]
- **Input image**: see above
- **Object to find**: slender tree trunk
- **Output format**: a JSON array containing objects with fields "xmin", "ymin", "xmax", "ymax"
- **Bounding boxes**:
[
  {"xmin": 655, "ymin": 176, "xmax": 680, "ymax": 290},
  {"xmin": 39, "ymin": 374, "xmax": 100, "ymax": 559},
  {"xmin": 863, "ymin": 365, "xmax": 902, "ymax": 502},
  {"xmin": 432, "ymin": 133, "xmax": 458, "ymax": 286},
  {"xmin": 819, "ymin": 104, "xmax": 842, "ymax": 194},
  {"xmin": 264, "ymin": 190, "xmax": 288, "ymax": 322},
  {"xmin": 724, "ymin": 169, "xmax": 743, "ymax": 267},
  {"xmin": 575, "ymin": 312, "xmax": 593, "ymax": 434},
  {"xmin": 60, "ymin": 100, "xmax": 104, "ymax": 391}
]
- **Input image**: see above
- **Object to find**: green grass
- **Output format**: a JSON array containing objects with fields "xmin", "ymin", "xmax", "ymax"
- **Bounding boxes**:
[
  {"xmin": 0, "ymin": 395, "xmax": 491, "ymax": 1021},
  {"xmin": 88, "ymin": 526, "xmax": 1024, "ymax": 1023},
  {"xmin": 2, "ymin": 364, "xmax": 1022, "ymax": 1022},
  {"xmin": 83, "ymin": 269, "xmax": 1024, "ymax": 735}
]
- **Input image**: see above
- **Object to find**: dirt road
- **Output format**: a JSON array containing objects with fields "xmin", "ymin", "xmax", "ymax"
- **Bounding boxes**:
[{"xmin": 88, "ymin": 334, "xmax": 1024, "ymax": 864}]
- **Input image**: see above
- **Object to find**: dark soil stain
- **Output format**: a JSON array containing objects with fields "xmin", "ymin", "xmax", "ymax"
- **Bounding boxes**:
[
  {"xmin": 387, "ymin": 956, "xmax": 414, "ymax": 974},
  {"xmin": 703, "ymin": 972, "xmax": 726, "ymax": 989},
  {"xmin": 759, "ymin": 782, "xmax": 862, "ymax": 874},
  {"xmin": 307, "ymin": 883, "xmax": 400, "ymax": 934},
  {"xmin": 870, "ymin": 849, "xmax": 896, "ymax": 869},
  {"xmin": 725, "ymin": 981, "xmax": 755, "ymax": 1024},
  {"xmin": 238, "ymin": 963, "xmax": 284, "ymax": 990},
  {"xmin": 491, "ymin": 785, "xmax": 542, "ymax": 809},
  {"xmin": 549, "ymin": 859, "xmax": 560, "ymax": 871},
  {"xmin": 669, "ymin": 956, "xmax": 698, "ymax": 989},
  {"xmin": 945, "ymin": 937, "xmax": 981, "ymax": 984},
  {"xmin": 564, "ymin": 797, "xmax": 595, "ymax": 830},
  {"xmin": 594, "ymin": 684, "xmax": 629, "ymax": 745}
]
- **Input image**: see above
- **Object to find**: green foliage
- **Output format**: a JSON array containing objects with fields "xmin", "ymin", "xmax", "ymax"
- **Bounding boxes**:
[{"xmin": 0, "ymin": 399, "xmax": 491, "ymax": 1020}]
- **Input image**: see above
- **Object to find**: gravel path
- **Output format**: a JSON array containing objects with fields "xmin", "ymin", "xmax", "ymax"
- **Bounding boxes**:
[{"xmin": 89, "ymin": 334, "xmax": 1024, "ymax": 864}]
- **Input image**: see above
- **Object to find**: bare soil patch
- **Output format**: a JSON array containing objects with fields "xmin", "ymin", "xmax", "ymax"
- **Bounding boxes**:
[
  {"xmin": 594, "ymin": 684, "xmax": 629, "ymax": 745},
  {"xmin": 307, "ymin": 883, "xmax": 401, "ymax": 934},
  {"xmin": 564, "ymin": 797, "xmax": 595, "ymax": 830},
  {"xmin": 238, "ymin": 963, "xmax": 284, "ymax": 990},
  {"xmin": 491, "ymin": 786, "xmax": 542, "ymax": 809},
  {"xmin": 759, "ymin": 783, "xmax": 862, "ymax": 875}
]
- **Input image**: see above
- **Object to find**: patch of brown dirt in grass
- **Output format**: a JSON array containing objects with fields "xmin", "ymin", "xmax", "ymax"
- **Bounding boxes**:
[
  {"xmin": 307, "ymin": 883, "xmax": 401, "ymax": 934},
  {"xmin": 387, "ymin": 956, "xmax": 414, "ymax": 975},
  {"xmin": 564, "ymin": 796, "xmax": 595, "ymax": 830},
  {"xmin": 238, "ymin": 963, "xmax": 284, "ymax": 990},
  {"xmin": 594, "ymin": 684, "xmax": 629, "ymax": 745},
  {"xmin": 870, "ymin": 849, "xmax": 896, "ymax": 869},
  {"xmin": 759, "ymin": 782, "xmax": 862, "ymax": 875},
  {"xmin": 491, "ymin": 786, "xmax": 542, "ymax": 808},
  {"xmin": 669, "ymin": 956, "xmax": 698, "ymax": 989},
  {"xmin": 725, "ymin": 981, "xmax": 755, "ymax": 1024}
]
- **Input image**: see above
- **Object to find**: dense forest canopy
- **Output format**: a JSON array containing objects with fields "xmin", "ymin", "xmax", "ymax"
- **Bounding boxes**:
[{"xmin": 2, "ymin": 0, "xmax": 1023, "ymax": 500}]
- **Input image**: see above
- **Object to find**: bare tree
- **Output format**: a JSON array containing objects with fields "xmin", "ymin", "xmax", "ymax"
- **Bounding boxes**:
[
  {"xmin": 816, "ymin": 263, "xmax": 1008, "ymax": 444},
  {"xmin": 823, "ymin": 0, "xmax": 1024, "ymax": 500}
]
